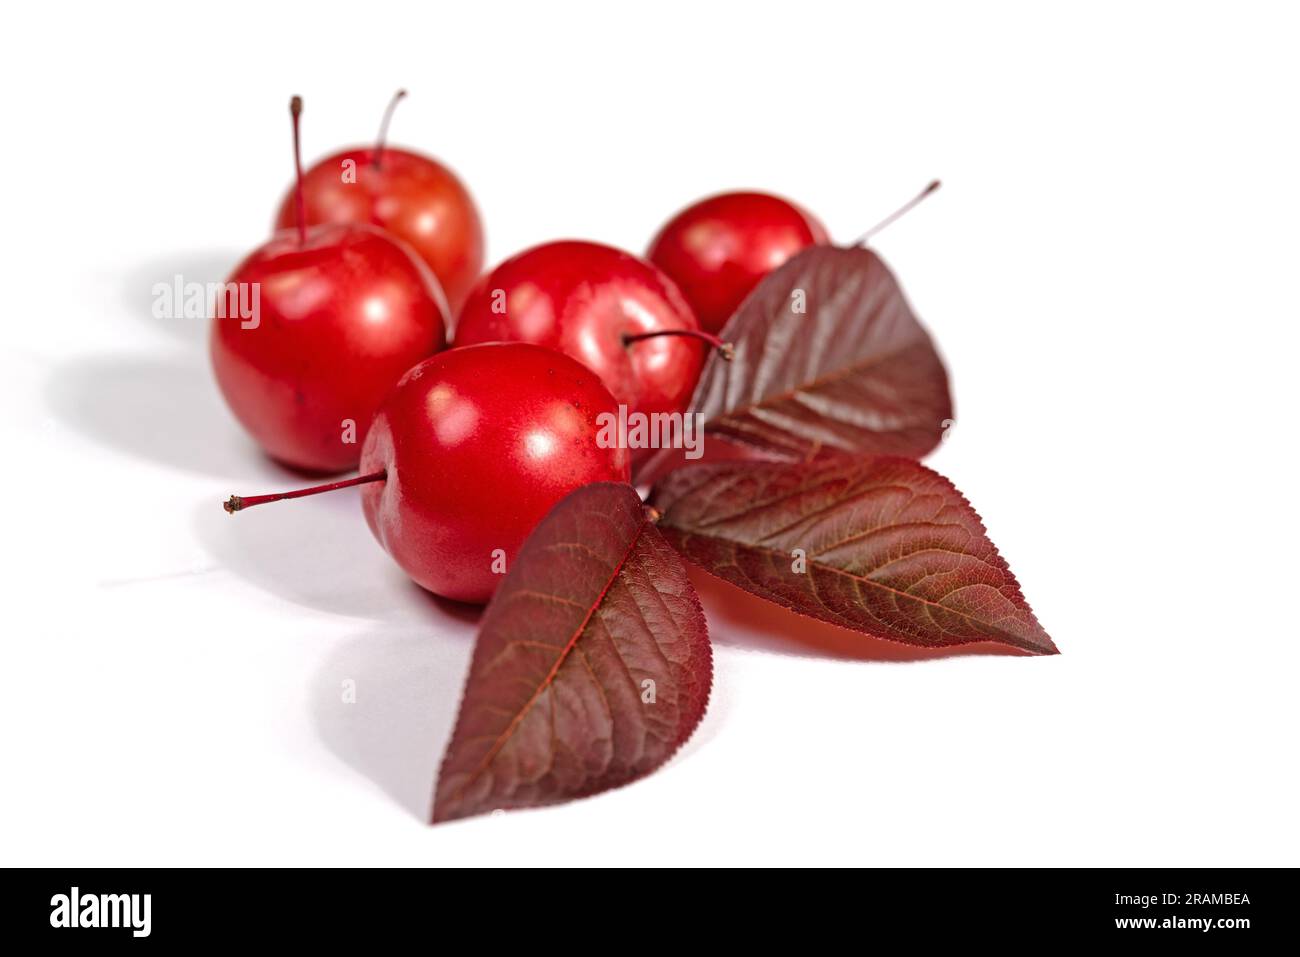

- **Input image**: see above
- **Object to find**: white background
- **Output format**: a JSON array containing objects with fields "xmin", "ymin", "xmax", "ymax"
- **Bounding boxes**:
[{"xmin": 2, "ymin": 1, "xmax": 1297, "ymax": 867}]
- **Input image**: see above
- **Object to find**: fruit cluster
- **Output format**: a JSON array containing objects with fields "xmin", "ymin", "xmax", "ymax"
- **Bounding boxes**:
[
  {"xmin": 212, "ymin": 92, "xmax": 1053, "ymax": 823},
  {"xmin": 216, "ymin": 93, "xmax": 827, "ymax": 602}
]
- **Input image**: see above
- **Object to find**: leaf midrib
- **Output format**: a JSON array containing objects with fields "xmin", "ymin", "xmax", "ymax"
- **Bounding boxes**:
[
  {"xmin": 676, "ymin": 530, "xmax": 1048, "ymax": 652},
  {"xmin": 710, "ymin": 334, "xmax": 924, "ymax": 429},
  {"xmin": 450, "ymin": 516, "xmax": 651, "ymax": 803}
]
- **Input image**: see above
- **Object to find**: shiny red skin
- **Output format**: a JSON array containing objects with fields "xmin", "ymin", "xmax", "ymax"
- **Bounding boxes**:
[
  {"xmin": 274, "ymin": 146, "xmax": 484, "ymax": 312},
  {"xmin": 453, "ymin": 241, "xmax": 704, "ymax": 422},
  {"xmin": 211, "ymin": 223, "xmax": 449, "ymax": 474},
  {"xmin": 647, "ymin": 191, "xmax": 829, "ymax": 334},
  {"xmin": 359, "ymin": 342, "xmax": 631, "ymax": 603}
]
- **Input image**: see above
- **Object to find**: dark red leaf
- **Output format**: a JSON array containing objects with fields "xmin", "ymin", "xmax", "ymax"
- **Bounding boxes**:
[
  {"xmin": 636, "ymin": 245, "xmax": 952, "ymax": 483},
  {"xmin": 433, "ymin": 482, "xmax": 712, "ymax": 823},
  {"xmin": 649, "ymin": 458, "xmax": 1057, "ymax": 655}
]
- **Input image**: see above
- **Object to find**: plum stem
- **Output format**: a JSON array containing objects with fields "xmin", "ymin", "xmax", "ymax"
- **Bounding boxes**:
[
  {"xmin": 224, "ymin": 470, "xmax": 387, "ymax": 514},
  {"xmin": 853, "ymin": 179, "xmax": 941, "ymax": 247},
  {"xmin": 623, "ymin": 328, "xmax": 734, "ymax": 361},
  {"xmin": 290, "ymin": 95, "xmax": 307, "ymax": 246},
  {"xmin": 374, "ymin": 89, "xmax": 408, "ymax": 170}
]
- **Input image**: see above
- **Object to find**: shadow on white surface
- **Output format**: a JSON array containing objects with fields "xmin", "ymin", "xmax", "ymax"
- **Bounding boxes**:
[
  {"xmin": 45, "ymin": 354, "xmax": 254, "ymax": 477},
  {"xmin": 43, "ymin": 249, "xmax": 258, "ymax": 477},
  {"xmin": 688, "ymin": 566, "xmax": 1028, "ymax": 662},
  {"xmin": 192, "ymin": 498, "xmax": 485, "ymax": 625},
  {"xmin": 122, "ymin": 249, "xmax": 242, "ymax": 346},
  {"xmin": 311, "ymin": 625, "xmax": 476, "ymax": 822}
]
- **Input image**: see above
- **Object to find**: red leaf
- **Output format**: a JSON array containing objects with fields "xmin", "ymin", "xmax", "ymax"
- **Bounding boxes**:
[
  {"xmin": 649, "ymin": 458, "xmax": 1057, "ymax": 655},
  {"xmin": 433, "ymin": 482, "xmax": 712, "ymax": 823},
  {"xmin": 636, "ymin": 245, "xmax": 952, "ymax": 483}
]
